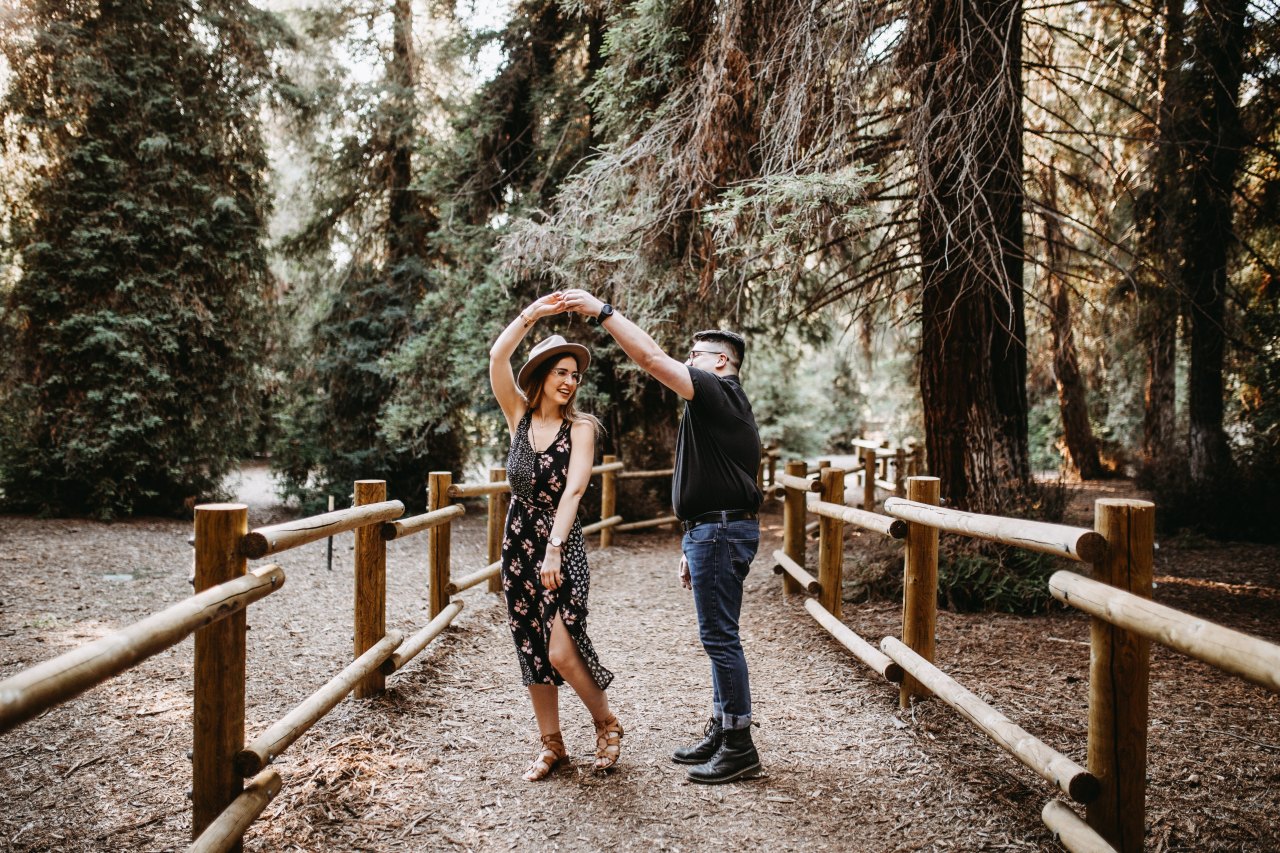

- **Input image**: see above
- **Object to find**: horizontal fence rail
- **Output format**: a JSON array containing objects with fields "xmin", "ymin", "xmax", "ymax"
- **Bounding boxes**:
[
  {"xmin": 0, "ymin": 563, "xmax": 285, "ymax": 734},
  {"xmin": 383, "ymin": 600, "xmax": 465, "ymax": 675},
  {"xmin": 881, "ymin": 637, "xmax": 1100, "ymax": 803},
  {"xmin": 189, "ymin": 769, "xmax": 282, "ymax": 853},
  {"xmin": 807, "ymin": 495, "xmax": 907, "ymax": 539},
  {"xmin": 883, "ymin": 497, "xmax": 1107, "ymax": 563},
  {"xmin": 1050, "ymin": 570, "xmax": 1280, "ymax": 694},
  {"xmin": 241, "ymin": 501, "xmax": 405, "ymax": 559},
  {"xmin": 805, "ymin": 599, "xmax": 901, "ymax": 683},
  {"xmin": 235, "ymin": 631, "xmax": 405, "ymax": 777},
  {"xmin": 382, "ymin": 504, "xmax": 465, "ymax": 540},
  {"xmin": 1041, "ymin": 800, "xmax": 1117, "ymax": 853}
]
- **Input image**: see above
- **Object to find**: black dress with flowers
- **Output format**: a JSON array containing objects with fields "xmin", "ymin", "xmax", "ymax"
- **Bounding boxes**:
[{"xmin": 501, "ymin": 411, "xmax": 613, "ymax": 690}]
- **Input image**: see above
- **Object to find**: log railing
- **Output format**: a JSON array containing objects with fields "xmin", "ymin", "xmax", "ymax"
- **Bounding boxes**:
[{"xmin": 776, "ymin": 464, "xmax": 1280, "ymax": 853}]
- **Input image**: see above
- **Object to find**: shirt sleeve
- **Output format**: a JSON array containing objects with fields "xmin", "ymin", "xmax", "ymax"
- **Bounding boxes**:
[{"xmin": 687, "ymin": 367, "xmax": 728, "ymax": 411}]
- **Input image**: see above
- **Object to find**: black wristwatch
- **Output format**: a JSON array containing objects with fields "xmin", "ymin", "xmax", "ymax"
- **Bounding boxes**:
[{"xmin": 590, "ymin": 303, "xmax": 614, "ymax": 326}]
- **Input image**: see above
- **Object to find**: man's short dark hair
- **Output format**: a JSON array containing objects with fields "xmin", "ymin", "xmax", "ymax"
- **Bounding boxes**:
[{"xmin": 693, "ymin": 329, "xmax": 747, "ymax": 368}]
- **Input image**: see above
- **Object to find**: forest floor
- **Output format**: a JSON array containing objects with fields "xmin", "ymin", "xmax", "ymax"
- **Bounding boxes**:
[{"xmin": 1, "ymin": 469, "xmax": 1278, "ymax": 852}]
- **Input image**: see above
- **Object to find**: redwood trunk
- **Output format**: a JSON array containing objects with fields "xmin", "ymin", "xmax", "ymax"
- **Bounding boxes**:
[
  {"xmin": 1044, "ymin": 169, "xmax": 1104, "ymax": 479},
  {"xmin": 1182, "ymin": 0, "xmax": 1246, "ymax": 484},
  {"xmin": 913, "ymin": 0, "xmax": 1029, "ymax": 511},
  {"xmin": 1139, "ymin": 0, "xmax": 1185, "ymax": 476}
]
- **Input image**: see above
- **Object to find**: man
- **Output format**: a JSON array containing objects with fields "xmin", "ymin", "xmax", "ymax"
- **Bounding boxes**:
[{"xmin": 560, "ymin": 289, "xmax": 764, "ymax": 784}]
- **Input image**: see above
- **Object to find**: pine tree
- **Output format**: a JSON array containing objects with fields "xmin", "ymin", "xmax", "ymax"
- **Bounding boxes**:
[{"xmin": 0, "ymin": 0, "xmax": 282, "ymax": 518}]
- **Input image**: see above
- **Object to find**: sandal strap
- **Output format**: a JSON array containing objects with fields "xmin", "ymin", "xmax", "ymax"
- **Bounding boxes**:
[{"xmin": 524, "ymin": 732, "xmax": 566, "ymax": 781}]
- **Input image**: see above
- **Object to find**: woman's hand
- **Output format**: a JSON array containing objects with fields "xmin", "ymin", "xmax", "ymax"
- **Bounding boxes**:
[
  {"xmin": 524, "ymin": 292, "xmax": 565, "ymax": 324},
  {"xmin": 678, "ymin": 554, "xmax": 691, "ymax": 590},
  {"xmin": 541, "ymin": 547, "xmax": 564, "ymax": 591}
]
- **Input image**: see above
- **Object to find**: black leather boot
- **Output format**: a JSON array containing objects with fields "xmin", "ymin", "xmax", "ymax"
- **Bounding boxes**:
[
  {"xmin": 671, "ymin": 717, "xmax": 722, "ymax": 765},
  {"xmin": 686, "ymin": 724, "xmax": 761, "ymax": 784}
]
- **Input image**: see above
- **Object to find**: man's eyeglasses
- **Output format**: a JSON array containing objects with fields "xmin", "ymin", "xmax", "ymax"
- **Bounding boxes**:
[
  {"xmin": 550, "ymin": 367, "xmax": 583, "ymax": 384},
  {"xmin": 687, "ymin": 350, "xmax": 726, "ymax": 362}
]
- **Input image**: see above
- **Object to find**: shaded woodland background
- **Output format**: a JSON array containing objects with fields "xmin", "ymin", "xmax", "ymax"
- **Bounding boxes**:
[{"xmin": 1, "ymin": 0, "xmax": 1277, "ymax": 545}]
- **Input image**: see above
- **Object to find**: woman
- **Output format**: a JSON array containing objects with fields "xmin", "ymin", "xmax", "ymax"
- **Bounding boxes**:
[{"xmin": 488, "ymin": 292, "xmax": 622, "ymax": 781}]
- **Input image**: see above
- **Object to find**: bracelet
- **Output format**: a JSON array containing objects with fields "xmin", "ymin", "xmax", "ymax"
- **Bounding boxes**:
[{"xmin": 520, "ymin": 311, "xmax": 535, "ymax": 328}]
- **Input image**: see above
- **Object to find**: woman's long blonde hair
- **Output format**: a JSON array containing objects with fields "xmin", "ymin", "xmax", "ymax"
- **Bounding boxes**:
[{"xmin": 519, "ymin": 357, "xmax": 603, "ymax": 435}]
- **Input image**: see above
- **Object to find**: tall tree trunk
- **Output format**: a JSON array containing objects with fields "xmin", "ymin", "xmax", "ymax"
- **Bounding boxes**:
[
  {"xmin": 912, "ymin": 0, "xmax": 1029, "ymax": 511},
  {"xmin": 1044, "ymin": 168, "xmax": 1104, "ymax": 479},
  {"xmin": 1182, "ymin": 0, "xmax": 1246, "ymax": 484},
  {"xmin": 388, "ymin": 0, "xmax": 421, "ymax": 265},
  {"xmin": 1140, "ymin": 0, "xmax": 1185, "ymax": 476}
]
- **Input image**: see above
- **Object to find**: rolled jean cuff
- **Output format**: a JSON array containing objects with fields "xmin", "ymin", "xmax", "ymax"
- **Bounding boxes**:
[{"xmin": 721, "ymin": 712, "xmax": 752, "ymax": 731}]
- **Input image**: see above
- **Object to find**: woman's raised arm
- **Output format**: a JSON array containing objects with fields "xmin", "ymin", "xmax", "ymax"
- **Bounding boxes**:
[{"xmin": 489, "ymin": 292, "xmax": 564, "ymax": 432}]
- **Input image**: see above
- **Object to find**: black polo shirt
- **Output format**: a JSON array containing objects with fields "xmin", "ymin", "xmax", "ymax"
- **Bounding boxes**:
[{"xmin": 672, "ymin": 367, "xmax": 764, "ymax": 520}]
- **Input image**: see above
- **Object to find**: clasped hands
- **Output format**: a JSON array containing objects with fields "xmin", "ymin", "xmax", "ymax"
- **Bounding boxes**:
[{"xmin": 525, "ymin": 289, "xmax": 606, "ymax": 322}]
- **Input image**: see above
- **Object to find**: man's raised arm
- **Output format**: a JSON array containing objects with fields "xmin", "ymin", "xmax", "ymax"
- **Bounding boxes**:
[{"xmin": 560, "ymin": 289, "xmax": 695, "ymax": 400}]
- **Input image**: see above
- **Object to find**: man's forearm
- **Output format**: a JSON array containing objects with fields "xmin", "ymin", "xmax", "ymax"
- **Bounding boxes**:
[{"xmin": 600, "ymin": 310, "xmax": 667, "ymax": 375}]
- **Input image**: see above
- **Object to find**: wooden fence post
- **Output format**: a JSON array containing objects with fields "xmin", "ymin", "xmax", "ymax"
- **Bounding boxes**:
[
  {"xmin": 818, "ymin": 467, "xmax": 846, "ymax": 617},
  {"xmin": 601, "ymin": 454, "xmax": 617, "ymax": 549},
  {"xmin": 766, "ymin": 449, "xmax": 777, "ymax": 488},
  {"xmin": 780, "ymin": 460, "xmax": 807, "ymax": 596},
  {"xmin": 428, "ymin": 472, "xmax": 453, "ymax": 618},
  {"xmin": 911, "ymin": 445, "xmax": 924, "ymax": 477},
  {"xmin": 863, "ymin": 448, "xmax": 877, "ymax": 510},
  {"xmin": 895, "ymin": 448, "xmax": 907, "ymax": 498},
  {"xmin": 193, "ymin": 503, "xmax": 248, "ymax": 847},
  {"xmin": 487, "ymin": 466, "xmax": 507, "ymax": 594},
  {"xmin": 353, "ymin": 480, "xmax": 386, "ymax": 699},
  {"xmin": 899, "ymin": 476, "xmax": 940, "ymax": 710},
  {"xmin": 1087, "ymin": 499, "xmax": 1154, "ymax": 853}
]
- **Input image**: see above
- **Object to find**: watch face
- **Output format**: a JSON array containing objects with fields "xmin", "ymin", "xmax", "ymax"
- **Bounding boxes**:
[{"xmin": 550, "ymin": 536, "xmax": 563, "ymax": 547}]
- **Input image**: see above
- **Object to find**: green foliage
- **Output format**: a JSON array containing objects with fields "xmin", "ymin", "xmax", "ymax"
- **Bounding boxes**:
[
  {"xmin": 936, "ymin": 546, "xmax": 1061, "ymax": 614},
  {"xmin": 841, "ymin": 536, "xmax": 1062, "ymax": 614},
  {"xmin": 265, "ymin": 1, "xmax": 475, "ymax": 509},
  {"xmin": 0, "ymin": 0, "xmax": 280, "ymax": 518},
  {"xmin": 584, "ymin": 0, "xmax": 698, "ymax": 137}
]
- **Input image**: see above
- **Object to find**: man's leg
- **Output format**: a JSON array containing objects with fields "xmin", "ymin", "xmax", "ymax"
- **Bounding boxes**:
[{"xmin": 685, "ymin": 520, "xmax": 761, "ymax": 782}]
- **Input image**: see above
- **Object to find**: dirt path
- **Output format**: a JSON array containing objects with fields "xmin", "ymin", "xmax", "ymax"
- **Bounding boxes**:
[{"xmin": 2, "ymin": 481, "xmax": 1278, "ymax": 851}]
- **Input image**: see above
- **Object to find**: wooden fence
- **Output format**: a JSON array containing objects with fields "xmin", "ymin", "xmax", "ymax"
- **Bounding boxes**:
[
  {"xmin": 775, "ymin": 466, "xmax": 1280, "ymax": 853},
  {"xmin": 0, "ymin": 456, "xmax": 686, "ymax": 852}
]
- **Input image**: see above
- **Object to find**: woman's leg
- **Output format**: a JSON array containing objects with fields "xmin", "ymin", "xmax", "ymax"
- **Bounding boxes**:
[
  {"xmin": 528, "ymin": 684, "xmax": 561, "ymax": 738},
  {"xmin": 547, "ymin": 615, "xmax": 611, "ymax": 721}
]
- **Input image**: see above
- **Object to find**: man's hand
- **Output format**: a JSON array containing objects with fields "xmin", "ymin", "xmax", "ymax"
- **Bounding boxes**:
[
  {"xmin": 560, "ymin": 289, "xmax": 605, "ymax": 318},
  {"xmin": 678, "ymin": 554, "xmax": 691, "ymax": 590}
]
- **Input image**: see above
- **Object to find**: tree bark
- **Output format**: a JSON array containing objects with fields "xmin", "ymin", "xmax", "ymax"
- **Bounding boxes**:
[
  {"xmin": 1139, "ymin": 0, "xmax": 1185, "ymax": 476},
  {"xmin": 1182, "ymin": 0, "xmax": 1246, "ymax": 484},
  {"xmin": 1043, "ymin": 167, "xmax": 1104, "ymax": 479},
  {"xmin": 912, "ymin": 0, "xmax": 1030, "ymax": 511}
]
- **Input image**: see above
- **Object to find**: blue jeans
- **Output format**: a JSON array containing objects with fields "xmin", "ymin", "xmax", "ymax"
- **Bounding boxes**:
[{"xmin": 682, "ymin": 518, "xmax": 759, "ymax": 731}]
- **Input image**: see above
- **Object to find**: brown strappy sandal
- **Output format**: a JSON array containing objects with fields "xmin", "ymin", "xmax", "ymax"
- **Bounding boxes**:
[
  {"xmin": 593, "ymin": 716, "xmax": 624, "ymax": 771},
  {"xmin": 523, "ymin": 732, "xmax": 566, "ymax": 782}
]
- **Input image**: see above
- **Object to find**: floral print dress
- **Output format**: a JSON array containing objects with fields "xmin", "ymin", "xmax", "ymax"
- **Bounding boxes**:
[{"xmin": 502, "ymin": 411, "xmax": 613, "ymax": 690}]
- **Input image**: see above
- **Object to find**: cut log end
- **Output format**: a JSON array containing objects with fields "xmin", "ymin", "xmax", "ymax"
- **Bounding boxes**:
[
  {"xmin": 379, "ymin": 523, "xmax": 398, "ymax": 541},
  {"xmin": 884, "ymin": 662, "xmax": 905, "ymax": 684},
  {"xmin": 888, "ymin": 519, "xmax": 908, "ymax": 539},
  {"xmin": 1068, "ymin": 770, "xmax": 1101, "ymax": 804},
  {"xmin": 239, "ymin": 532, "xmax": 269, "ymax": 560},
  {"xmin": 1074, "ymin": 531, "xmax": 1108, "ymax": 564},
  {"xmin": 233, "ymin": 749, "xmax": 266, "ymax": 778}
]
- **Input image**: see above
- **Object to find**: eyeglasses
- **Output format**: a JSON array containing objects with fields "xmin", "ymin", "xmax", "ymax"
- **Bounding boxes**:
[
  {"xmin": 687, "ymin": 350, "xmax": 726, "ymax": 362},
  {"xmin": 550, "ymin": 367, "xmax": 583, "ymax": 384}
]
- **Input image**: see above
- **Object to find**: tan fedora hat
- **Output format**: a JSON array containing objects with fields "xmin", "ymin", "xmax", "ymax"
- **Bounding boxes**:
[{"xmin": 517, "ymin": 334, "xmax": 591, "ymax": 391}]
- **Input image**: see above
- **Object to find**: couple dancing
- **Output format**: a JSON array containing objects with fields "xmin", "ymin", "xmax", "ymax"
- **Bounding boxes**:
[{"xmin": 489, "ymin": 289, "xmax": 764, "ymax": 786}]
